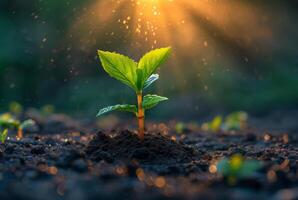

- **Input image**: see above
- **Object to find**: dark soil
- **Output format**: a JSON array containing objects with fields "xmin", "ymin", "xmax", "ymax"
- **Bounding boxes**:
[
  {"xmin": 0, "ymin": 114, "xmax": 297, "ymax": 200},
  {"xmin": 86, "ymin": 130, "xmax": 196, "ymax": 165}
]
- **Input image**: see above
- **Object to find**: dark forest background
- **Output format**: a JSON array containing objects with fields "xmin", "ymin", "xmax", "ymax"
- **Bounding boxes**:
[{"xmin": 0, "ymin": 0, "xmax": 297, "ymax": 120}]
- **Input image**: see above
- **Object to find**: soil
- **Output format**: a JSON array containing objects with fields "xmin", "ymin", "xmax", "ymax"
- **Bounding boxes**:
[
  {"xmin": 0, "ymin": 113, "xmax": 297, "ymax": 200},
  {"xmin": 86, "ymin": 130, "xmax": 196, "ymax": 165}
]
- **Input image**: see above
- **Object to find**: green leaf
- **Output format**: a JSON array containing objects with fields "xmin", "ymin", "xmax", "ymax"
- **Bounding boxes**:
[
  {"xmin": 136, "ymin": 68, "xmax": 144, "ymax": 90},
  {"xmin": 20, "ymin": 119, "xmax": 36, "ymax": 130},
  {"xmin": 0, "ymin": 118, "xmax": 20, "ymax": 129},
  {"xmin": 142, "ymin": 94, "xmax": 168, "ymax": 110},
  {"xmin": 144, "ymin": 74, "xmax": 159, "ymax": 89},
  {"xmin": 217, "ymin": 156, "xmax": 261, "ymax": 179},
  {"xmin": 210, "ymin": 115, "xmax": 222, "ymax": 132},
  {"xmin": 1, "ymin": 129, "xmax": 8, "ymax": 143},
  {"xmin": 97, "ymin": 104, "xmax": 137, "ymax": 117},
  {"xmin": 137, "ymin": 47, "xmax": 171, "ymax": 87},
  {"xmin": 223, "ymin": 111, "xmax": 248, "ymax": 131},
  {"xmin": 98, "ymin": 50, "xmax": 138, "ymax": 91}
]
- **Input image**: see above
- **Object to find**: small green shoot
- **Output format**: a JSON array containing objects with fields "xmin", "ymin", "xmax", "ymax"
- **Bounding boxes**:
[
  {"xmin": 175, "ymin": 122, "xmax": 185, "ymax": 134},
  {"xmin": 20, "ymin": 119, "xmax": 37, "ymax": 130},
  {"xmin": 0, "ymin": 129, "xmax": 8, "ymax": 143},
  {"xmin": 0, "ymin": 113, "xmax": 33, "ymax": 140},
  {"xmin": 202, "ymin": 115, "xmax": 223, "ymax": 132},
  {"xmin": 216, "ymin": 154, "xmax": 261, "ymax": 184},
  {"xmin": 222, "ymin": 111, "xmax": 248, "ymax": 131},
  {"xmin": 97, "ymin": 47, "xmax": 171, "ymax": 139},
  {"xmin": 202, "ymin": 111, "xmax": 248, "ymax": 133},
  {"xmin": 0, "ymin": 113, "xmax": 20, "ymax": 143},
  {"xmin": 0, "ymin": 113, "xmax": 20, "ymax": 130}
]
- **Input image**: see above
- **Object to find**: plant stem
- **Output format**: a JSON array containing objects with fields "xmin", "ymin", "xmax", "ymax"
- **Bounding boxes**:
[
  {"xmin": 17, "ymin": 128, "xmax": 23, "ymax": 139},
  {"xmin": 137, "ymin": 92, "xmax": 145, "ymax": 140}
]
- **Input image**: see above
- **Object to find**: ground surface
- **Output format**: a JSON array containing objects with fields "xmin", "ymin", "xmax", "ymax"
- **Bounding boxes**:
[{"xmin": 0, "ymin": 113, "xmax": 297, "ymax": 200}]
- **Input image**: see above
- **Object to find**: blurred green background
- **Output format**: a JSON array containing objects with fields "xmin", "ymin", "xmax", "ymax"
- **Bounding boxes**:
[{"xmin": 0, "ymin": 0, "xmax": 297, "ymax": 120}]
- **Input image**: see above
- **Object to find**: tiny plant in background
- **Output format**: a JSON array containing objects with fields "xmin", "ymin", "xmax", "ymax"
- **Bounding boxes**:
[
  {"xmin": 0, "ymin": 129, "xmax": 8, "ymax": 143},
  {"xmin": 97, "ymin": 47, "xmax": 171, "ymax": 139},
  {"xmin": 202, "ymin": 115, "xmax": 223, "ymax": 132},
  {"xmin": 0, "ymin": 113, "xmax": 36, "ymax": 142},
  {"xmin": 20, "ymin": 119, "xmax": 37, "ymax": 134},
  {"xmin": 0, "ymin": 113, "xmax": 20, "ymax": 143},
  {"xmin": 0, "ymin": 113, "xmax": 20, "ymax": 130},
  {"xmin": 222, "ymin": 111, "xmax": 248, "ymax": 131},
  {"xmin": 216, "ymin": 154, "xmax": 261, "ymax": 185},
  {"xmin": 175, "ymin": 122, "xmax": 186, "ymax": 135},
  {"xmin": 202, "ymin": 111, "xmax": 248, "ymax": 133}
]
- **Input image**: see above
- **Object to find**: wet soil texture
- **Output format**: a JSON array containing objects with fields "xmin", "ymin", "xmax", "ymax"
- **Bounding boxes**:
[{"xmin": 0, "ymin": 121, "xmax": 297, "ymax": 200}]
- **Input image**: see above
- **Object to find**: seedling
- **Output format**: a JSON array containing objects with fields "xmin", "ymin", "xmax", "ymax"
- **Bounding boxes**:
[
  {"xmin": 0, "ymin": 113, "xmax": 20, "ymax": 143},
  {"xmin": 202, "ymin": 115, "xmax": 223, "ymax": 132},
  {"xmin": 0, "ymin": 113, "xmax": 36, "ymax": 141},
  {"xmin": 0, "ymin": 129, "xmax": 8, "ymax": 144},
  {"xmin": 97, "ymin": 47, "xmax": 171, "ymax": 139},
  {"xmin": 202, "ymin": 111, "xmax": 248, "ymax": 133},
  {"xmin": 216, "ymin": 154, "xmax": 261, "ymax": 184},
  {"xmin": 222, "ymin": 111, "xmax": 248, "ymax": 131},
  {"xmin": 175, "ymin": 122, "xmax": 185, "ymax": 134},
  {"xmin": 20, "ymin": 119, "xmax": 37, "ymax": 132},
  {"xmin": 0, "ymin": 113, "xmax": 20, "ymax": 130}
]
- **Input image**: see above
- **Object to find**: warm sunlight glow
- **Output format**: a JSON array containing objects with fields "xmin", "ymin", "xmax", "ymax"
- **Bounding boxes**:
[
  {"xmin": 72, "ymin": 0, "xmax": 272, "ymax": 52},
  {"xmin": 71, "ymin": 0, "xmax": 274, "ymax": 85}
]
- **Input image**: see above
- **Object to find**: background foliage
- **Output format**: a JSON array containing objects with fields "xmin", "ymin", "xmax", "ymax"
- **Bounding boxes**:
[{"xmin": 0, "ymin": 0, "xmax": 297, "ymax": 119}]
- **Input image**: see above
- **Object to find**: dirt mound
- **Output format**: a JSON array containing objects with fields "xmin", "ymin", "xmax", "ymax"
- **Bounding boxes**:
[{"xmin": 86, "ymin": 130, "xmax": 196, "ymax": 164}]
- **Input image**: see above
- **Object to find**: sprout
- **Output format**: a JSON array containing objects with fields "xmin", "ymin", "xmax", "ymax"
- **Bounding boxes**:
[
  {"xmin": 202, "ymin": 115, "xmax": 223, "ymax": 132},
  {"xmin": 202, "ymin": 111, "xmax": 248, "ymax": 133},
  {"xmin": 216, "ymin": 154, "xmax": 261, "ymax": 184},
  {"xmin": 0, "ymin": 129, "xmax": 8, "ymax": 144},
  {"xmin": 175, "ymin": 122, "xmax": 185, "ymax": 134},
  {"xmin": 97, "ymin": 47, "xmax": 171, "ymax": 139},
  {"xmin": 0, "ymin": 113, "xmax": 20, "ymax": 130},
  {"xmin": 20, "ymin": 119, "xmax": 37, "ymax": 130},
  {"xmin": 0, "ymin": 113, "xmax": 20, "ymax": 142},
  {"xmin": 222, "ymin": 111, "xmax": 248, "ymax": 131},
  {"xmin": 0, "ymin": 114, "xmax": 38, "ymax": 141}
]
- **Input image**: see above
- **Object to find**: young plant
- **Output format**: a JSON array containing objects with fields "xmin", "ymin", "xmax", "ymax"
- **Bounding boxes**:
[
  {"xmin": 201, "ymin": 115, "xmax": 223, "ymax": 132},
  {"xmin": 97, "ymin": 47, "xmax": 171, "ymax": 139},
  {"xmin": 216, "ymin": 154, "xmax": 261, "ymax": 184},
  {"xmin": 222, "ymin": 111, "xmax": 248, "ymax": 131},
  {"xmin": 0, "ymin": 129, "xmax": 8, "ymax": 144},
  {"xmin": 202, "ymin": 111, "xmax": 248, "ymax": 133},
  {"xmin": 0, "ymin": 113, "xmax": 20, "ymax": 142},
  {"xmin": 0, "ymin": 113, "xmax": 20, "ymax": 130},
  {"xmin": 0, "ymin": 113, "xmax": 34, "ymax": 141}
]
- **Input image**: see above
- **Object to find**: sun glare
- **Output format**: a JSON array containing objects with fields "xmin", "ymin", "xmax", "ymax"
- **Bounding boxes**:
[
  {"xmin": 71, "ymin": 0, "xmax": 273, "ymax": 84},
  {"xmin": 72, "ymin": 0, "xmax": 271, "ymax": 50}
]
